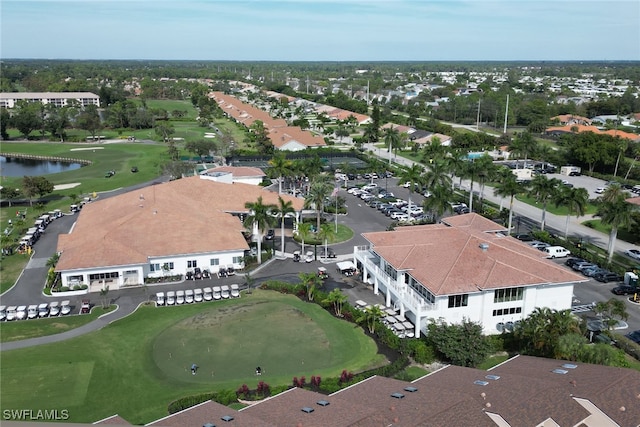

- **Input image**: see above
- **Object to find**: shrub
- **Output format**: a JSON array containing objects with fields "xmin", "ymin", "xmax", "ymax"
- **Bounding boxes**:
[
  {"xmin": 58, "ymin": 286, "xmax": 69, "ymax": 292},
  {"xmin": 168, "ymin": 392, "xmax": 215, "ymax": 414},
  {"xmin": 73, "ymin": 285, "xmax": 81, "ymax": 290}
]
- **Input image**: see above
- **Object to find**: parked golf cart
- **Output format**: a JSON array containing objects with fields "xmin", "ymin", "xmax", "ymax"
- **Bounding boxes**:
[
  {"xmin": 318, "ymin": 267, "xmax": 328, "ymax": 280},
  {"xmin": 304, "ymin": 251, "xmax": 314, "ymax": 263},
  {"xmin": 293, "ymin": 251, "xmax": 301, "ymax": 262},
  {"xmin": 80, "ymin": 299, "xmax": 91, "ymax": 314}
]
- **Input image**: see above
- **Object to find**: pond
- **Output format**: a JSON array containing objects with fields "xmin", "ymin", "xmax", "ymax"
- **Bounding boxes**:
[{"xmin": 0, "ymin": 156, "xmax": 84, "ymax": 177}]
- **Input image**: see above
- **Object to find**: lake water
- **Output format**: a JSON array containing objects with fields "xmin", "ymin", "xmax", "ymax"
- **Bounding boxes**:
[{"xmin": 0, "ymin": 156, "xmax": 84, "ymax": 177}]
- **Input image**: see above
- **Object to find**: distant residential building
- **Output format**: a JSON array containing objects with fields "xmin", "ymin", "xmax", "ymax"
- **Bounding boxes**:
[
  {"xmin": 0, "ymin": 92, "xmax": 100, "ymax": 109},
  {"xmin": 545, "ymin": 124, "xmax": 640, "ymax": 142},
  {"xmin": 550, "ymin": 114, "xmax": 592, "ymax": 126}
]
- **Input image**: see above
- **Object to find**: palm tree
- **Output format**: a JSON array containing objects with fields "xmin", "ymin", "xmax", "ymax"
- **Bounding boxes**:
[
  {"xmin": 383, "ymin": 126, "xmax": 400, "ymax": 156},
  {"xmin": 493, "ymin": 172, "xmax": 521, "ymax": 235},
  {"xmin": 274, "ymin": 197, "xmax": 295, "ymax": 256},
  {"xmin": 422, "ymin": 185, "xmax": 450, "ymax": 222},
  {"xmin": 398, "ymin": 163, "xmax": 424, "ymax": 213},
  {"xmin": 296, "ymin": 222, "xmax": 313, "ymax": 254},
  {"xmin": 613, "ymin": 139, "xmax": 628, "ymax": 178},
  {"xmin": 305, "ymin": 176, "xmax": 332, "ymax": 231},
  {"xmin": 475, "ymin": 156, "xmax": 497, "ymax": 208},
  {"xmin": 317, "ymin": 223, "xmax": 336, "ymax": 258},
  {"xmin": 243, "ymin": 196, "xmax": 276, "ymax": 264},
  {"xmin": 356, "ymin": 305, "xmax": 385, "ymax": 334},
  {"xmin": 322, "ymin": 288, "xmax": 348, "ymax": 317},
  {"xmin": 528, "ymin": 175, "xmax": 560, "ymax": 231},
  {"xmin": 445, "ymin": 150, "xmax": 466, "ymax": 190},
  {"xmin": 510, "ymin": 131, "xmax": 538, "ymax": 167},
  {"xmin": 299, "ymin": 272, "xmax": 323, "ymax": 301},
  {"xmin": 553, "ymin": 186, "xmax": 589, "ymax": 239},
  {"xmin": 268, "ymin": 152, "xmax": 292, "ymax": 195},
  {"xmin": 423, "ymin": 158, "xmax": 452, "ymax": 190},
  {"xmin": 596, "ymin": 184, "xmax": 635, "ymax": 263}
]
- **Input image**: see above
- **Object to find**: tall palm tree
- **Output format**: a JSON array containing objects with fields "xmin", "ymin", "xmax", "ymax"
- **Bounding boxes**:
[
  {"xmin": 274, "ymin": 197, "xmax": 295, "ymax": 256},
  {"xmin": 475, "ymin": 156, "xmax": 497, "ymax": 209},
  {"xmin": 510, "ymin": 131, "xmax": 538, "ymax": 167},
  {"xmin": 528, "ymin": 175, "xmax": 560, "ymax": 231},
  {"xmin": 596, "ymin": 184, "xmax": 635, "ymax": 263},
  {"xmin": 305, "ymin": 176, "xmax": 333, "ymax": 231},
  {"xmin": 243, "ymin": 196, "xmax": 276, "ymax": 264},
  {"xmin": 423, "ymin": 158, "xmax": 452, "ymax": 190},
  {"xmin": 268, "ymin": 152, "xmax": 292, "ymax": 194},
  {"xmin": 422, "ymin": 185, "xmax": 450, "ymax": 222},
  {"xmin": 383, "ymin": 126, "xmax": 400, "ymax": 157},
  {"xmin": 613, "ymin": 138, "xmax": 628, "ymax": 178},
  {"xmin": 445, "ymin": 150, "xmax": 467, "ymax": 190},
  {"xmin": 297, "ymin": 222, "xmax": 313, "ymax": 254},
  {"xmin": 553, "ymin": 186, "xmax": 589, "ymax": 239},
  {"xmin": 398, "ymin": 163, "xmax": 424, "ymax": 212},
  {"xmin": 493, "ymin": 172, "xmax": 521, "ymax": 235},
  {"xmin": 317, "ymin": 223, "xmax": 336, "ymax": 258}
]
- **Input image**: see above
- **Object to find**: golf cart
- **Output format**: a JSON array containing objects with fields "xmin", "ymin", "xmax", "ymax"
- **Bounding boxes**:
[
  {"xmin": 318, "ymin": 267, "xmax": 328, "ymax": 280},
  {"xmin": 293, "ymin": 251, "xmax": 301, "ymax": 262},
  {"xmin": 337, "ymin": 261, "xmax": 357, "ymax": 277},
  {"xmin": 304, "ymin": 251, "xmax": 314, "ymax": 263},
  {"xmin": 80, "ymin": 299, "xmax": 91, "ymax": 314}
]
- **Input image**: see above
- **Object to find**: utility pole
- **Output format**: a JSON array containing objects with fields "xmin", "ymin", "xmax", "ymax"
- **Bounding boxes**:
[
  {"xmin": 503, "ymin": 94, "xmax": 509, "ymax": 134},
  {"xmin": 476, "ymin": 98, "xmax": 481, "ymax": 130}
]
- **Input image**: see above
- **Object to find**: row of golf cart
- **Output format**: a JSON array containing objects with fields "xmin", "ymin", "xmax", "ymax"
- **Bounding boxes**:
[
  {"xmin": 16, "ymin": 210, "xmax": 64, "ymax": 253},
  {"xmin": 156, "ymin": 285, "xmax": 240, "ymax": 306},
  {"xmin": 0, "ymin": 300, "xmax": 77, "ymax": 321}
]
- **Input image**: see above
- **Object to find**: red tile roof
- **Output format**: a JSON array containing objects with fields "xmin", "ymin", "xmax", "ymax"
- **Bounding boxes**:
[
  {"xmin": 56, "ymin": 177, "xmax": 303, "ymax": 271},
  {"xmin": 545, "ymin": 124, "xmax": 640, "ymax": 141},
  {"xmin": 362, "ymin": 214, "xmax": 585, "ymax": 295}
]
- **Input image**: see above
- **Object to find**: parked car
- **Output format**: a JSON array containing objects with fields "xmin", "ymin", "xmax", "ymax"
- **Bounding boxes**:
[
  {"xmin": 529, "ymin": 241, "xmax": 550, "ymax": 250},
  {"xmin": 80, "ymin": 299, "xmax": 91, "ymax": 314},
  {"xmin": 624, "ymin": 249, "xmax": 640, "ymax": 260},
  {"xmin": 37, "ymin": 302, "xmax": 49, "ymax": 318},
  {"xmin": 514, "ymin": 233, "xmax": 534, "ymax": 242},
  {"xmin": 611, "ymin": 285, "xmax": 637, "ymax": 295},
  {"xmin": 27, "ymin": 304, "xmax": 38, "ymax": 319},
  {"xmin": 573, "ymin": 262, "xmax": 598, "ymax": 273},
  {"xmin": 156, "ymin": 292, "xmax": 165, "ymax": 306},
  {"xmin": 265, "ymin": 229, "xmax": 275, "ymax": 240},
  {"xmin": 543, "ymin": 246, "xmax": 571, "ymax": 259},
  {"xmin": 595, "ymin": 187, "xmax": 606, "ymax": 194},
  {"xmin": 60, "ymin": 301, "xmax": 71, "ymax": 315},
  {"xmin": 581, "ymin": 266, "xmax": 606, "ymax": 277},
  {"xmin": 625, "ymin": 330, "xmax": 640, "ymax": 344},
  {"xmin": 6, "ymin": 306, "xmax": 19, "ymax": 321},
  {"xmin": 594, "ymin": 271, "xmax": 623, "ymax": 283},
  {"xmin": 565, "ymin": 257, "xmax": 586, "ymax": 268}
]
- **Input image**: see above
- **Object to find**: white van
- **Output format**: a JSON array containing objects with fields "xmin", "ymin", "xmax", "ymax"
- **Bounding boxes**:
[{"xmin": 544, "ymin": 246, "xmax": 571, "ymax": 259}]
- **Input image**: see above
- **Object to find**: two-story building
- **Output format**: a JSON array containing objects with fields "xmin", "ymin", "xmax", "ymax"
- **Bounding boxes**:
[{"xmin": 353, "ymin": 214, "xmax": 586, "ymax": 336}]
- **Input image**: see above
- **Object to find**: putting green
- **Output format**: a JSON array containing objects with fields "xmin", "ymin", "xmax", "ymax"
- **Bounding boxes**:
[{"xmin": 153, "ymin": 300, "xmax": 341, "ymax": 384}]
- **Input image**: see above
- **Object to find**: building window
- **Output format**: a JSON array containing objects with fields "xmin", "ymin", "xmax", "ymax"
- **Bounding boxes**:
[
  {"xmin": 163, "ymin": 262, "xmax": 174, "ymax": 271},
  {"xmin": 150, "ymin": 263, "xmax": 160, "ymax": 272},
  {"xmin": 187, "ymin": 260, "xmax": 197, "ymax": 268},
  {"xmin": 492, "ymin": 307, "xmax": 523, "ymax": 316},
  {"xmin": 89, "ymin": 272, "xmax": 119, "ymax": 281},
  {"xmin": 448, "ymin": 294, "xmax": 468, "ymax": 308},
  {"xmin": 232, "ymin": 256, "xmax": 243, "ymax": 264},
  {"xmin": 210, "ymin": 258, "xmax": 220, "ymax": 266},
  {"xmin": 494, "ymin": 287, "xmax": 524, "ymax": 303},
  {"xmin": 407, "ymin": 276, "xmax": 435, "ymax": 304}
]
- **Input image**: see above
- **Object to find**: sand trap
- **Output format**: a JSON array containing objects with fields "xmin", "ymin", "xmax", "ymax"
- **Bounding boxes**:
[
  {"xmin": 204, "ymin": 135, "xmax": 216, "ymax": 138},
  {"xmin": 70, "ymin": 147, "xmax": 104, "ymax": 151},
  {"xmin": 54, "ymin": 183, "xmax": 81, "ymax": 190}
]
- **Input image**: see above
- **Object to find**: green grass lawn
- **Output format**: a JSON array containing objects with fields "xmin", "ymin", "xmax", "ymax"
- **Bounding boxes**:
[
  {"xmin": 581, "ymin": 218, "xmax": 639, "ymax": 245},
  {"xmin": 0, "ymin": 291, "xmax": 382, "ymax": 424},
  {"xmin": 516, "ymin": 194, "xmax": 598, "ymax": 216},
  {"xmin": 294, "ymin": 224, "xmax": 355, "ymax": 246},
  {"xmin": 0, "ymin": 306, "xmax": 114, "ymax": 343}
]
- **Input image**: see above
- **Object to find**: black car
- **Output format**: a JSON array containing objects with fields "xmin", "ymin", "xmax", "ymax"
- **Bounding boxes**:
[
  {"xmin": 514, "ymin": 233, "xmax": 534, "ymax": 242},
  {"xmin": 569, "ymin": 171, "xmax": 581, "ymax": 176},
  {"xmin": 565, "ymin": 257, "xmax": 586, "ymax": 268},
  {"xmin": 626, "ymin": 330, "xmax": 640, "ymax": 344},
  {"xmin": 265, "ymin": 229, "xmax": 275, "ymax": 240},
  {"xmin": 611, "ymin": 285, "xmax": 638, "ymax": 295},
  {"xmin": 594, "ymin": 271, "xmax": 622, "ymax": 283}
]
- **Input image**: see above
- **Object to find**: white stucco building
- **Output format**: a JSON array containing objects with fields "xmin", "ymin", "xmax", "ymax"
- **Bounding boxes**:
[
  {"xmin": 0, "ymin": 92, "xmax": 100, "ymax": 109},
  {"xmin": 353, "ymin": 214, "xmax": 586, "ymax": 336}
]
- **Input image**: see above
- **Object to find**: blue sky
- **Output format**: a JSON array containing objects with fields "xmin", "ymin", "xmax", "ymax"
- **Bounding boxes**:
[{"xmin": 1, "ymin": 0, "xmax": 639, "ymax": 61}]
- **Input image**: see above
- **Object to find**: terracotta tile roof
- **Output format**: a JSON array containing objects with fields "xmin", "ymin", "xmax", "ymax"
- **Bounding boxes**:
[
  {"xmin": 56, "ymin": 177, "xmax": 303, "ymax": 271},
  {"xmin": 204, "ymin": 165, "xmax": 266, "ymax": 178},
  {"xmin": 268, "ymin": 126, "xmax": 326, "ymax": 149},
  {"xmin": 545, "ymin": 124, "xmax": 640, "ymax": 141},
  {"xmin": 381, "ymin": 123, "xmax": 413, "ymax": 134},
  {"xmin": 210, "ymin": 92, "xmax": 287, "ymax": 129},
  {"xmin": 551, "ymin": 114, "xmax": 592, "ymax": 125},
  {"xmin": 362, "ymin": 214, "xmax": 585, "ymax": 295},
  {"xmin": 147, "ymin": 400, "xmax": 273, "ymax": 427},
  {"xmin": 325, "ymin": 108, "xmax": 371, "ymax": 124}
]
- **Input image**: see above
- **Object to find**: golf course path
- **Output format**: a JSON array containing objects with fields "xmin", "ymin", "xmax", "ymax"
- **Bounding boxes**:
[{"xmin": 1, "ymin": 295, "xmax": 139, "ymax": 352}]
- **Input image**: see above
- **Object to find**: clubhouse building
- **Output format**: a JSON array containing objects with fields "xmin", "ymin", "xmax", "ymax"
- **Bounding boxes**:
[
  {"xmin": 353, "ymin": 214, "xmax": 586, "ymax": 336},
  {"xmin": 55, "ymin": 176, "xmax": 303, "ymax": 291}
]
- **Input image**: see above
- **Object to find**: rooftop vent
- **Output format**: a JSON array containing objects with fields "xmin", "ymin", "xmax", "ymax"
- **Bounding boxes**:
[
  {"xmin": 474, "ymin": 380, "xmax": 489, "ymax": 386},
  {"xmin": 203, "ymin": 424, "xmax": 216, "ymax": 427},
  {"xmin": 391, "ymin": 392, "xmax": 405, "ymax": 399},
  {"xmin": 403, "ymin": 386, "xmax": 418, "ymax": 393},
  {"xmin": 562, "ymin": 363, "xmax": 578, "ymax": 369},
  {"xmin": 485, "ymin": 375, "xmax": 501, "ymax": 381},
  {"xmin": 220, "ymin": 415, "xmax": 234, "ymax": 422},
  {"xmin": 479, "ymin": 243, "xmax": 489, "ymax": 252},
  {"xmin": 316, "ymin": 400, "xmax": 330, "ymax": 407},
  {"xmin": 301, "ymin": 407, "xmax": 314, "ymax": 413},
  {"xmin": 552, "ymin": 369, "xmax": 569, "ymax": 375}
]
